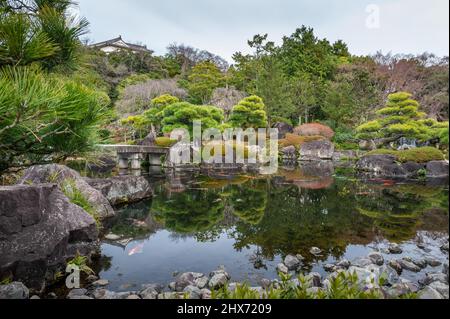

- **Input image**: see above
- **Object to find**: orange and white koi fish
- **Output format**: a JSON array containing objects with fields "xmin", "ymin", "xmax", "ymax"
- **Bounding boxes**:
[{"xmin": 128, "ymin": 243, "xmax": 145, "ymax": 256}]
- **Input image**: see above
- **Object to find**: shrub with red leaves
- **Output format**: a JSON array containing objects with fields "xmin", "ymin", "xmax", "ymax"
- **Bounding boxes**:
[{"xmin": 293, "ymin": 123, "xmax": 335, "ymax": 140}]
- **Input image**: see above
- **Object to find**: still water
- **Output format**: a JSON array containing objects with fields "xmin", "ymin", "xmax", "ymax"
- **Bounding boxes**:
[{"xmin": 96, "ymin": 168, "xmax": 449, "ymax": 291}]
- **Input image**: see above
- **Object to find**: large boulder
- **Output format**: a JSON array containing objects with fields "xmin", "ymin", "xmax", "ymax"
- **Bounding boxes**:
[
  {"xmin": 85, "ymin": 176, "xmax": 153, "ymax": 206},
  {"xmin": 356, "ymin": 155, "xmax": 407, "ymax": 178},
  {"xmin": 273, "ymin": 122, "xmax": 294, "ymax": 139},
  {"xmin": 426, "ymin": 161, "xmax": 449, "ymax": 178},
  {"xmin": 0, "ymin": 282, "xmax": 29, "ymax": 299},
  {"xmin": 299, "ymin": 140, "xmax": 335, "ymax": 161},
  {"xmin": 18, "ymin": 165, "xmax": 115, "ymax": 220},
  {"xmin": 0, "ymin": 184, "xmax": 98, "ymax": 292}
]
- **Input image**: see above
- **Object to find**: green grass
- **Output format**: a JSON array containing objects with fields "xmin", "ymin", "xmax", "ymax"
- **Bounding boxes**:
[
  {"xmin": 209, "ymin": 272, "xmax": 416, "ymax": 300},
  {"xmin": 62, "ymin": 179, "xmax": 100, "ymax": 226},
  {"xmin": 365, "ymin": 147, "xmax": 444, "ymax": 163}
]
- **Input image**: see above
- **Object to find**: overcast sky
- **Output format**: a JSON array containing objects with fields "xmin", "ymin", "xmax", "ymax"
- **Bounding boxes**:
[{"xmin": 75, "ymin": 0, "xmax": 449, "ymax": 62}]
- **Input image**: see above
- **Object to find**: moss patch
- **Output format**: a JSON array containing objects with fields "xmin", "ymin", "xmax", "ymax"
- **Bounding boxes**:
[{"xmin": 365, "ymin": 147, "xmax": 444, "ymax": 163}]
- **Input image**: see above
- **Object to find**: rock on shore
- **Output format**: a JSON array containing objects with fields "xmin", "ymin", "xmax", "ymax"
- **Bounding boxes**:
[
  {"xmin": 0, "ymin": 184, "xmax": 98, "ymax": 292},
  {"xmin": 18, "ymin": 164, "xmax": 115, "ymax": 220},
  {"xmin": 85, "ymin": 176, "xmax": 153, "ymax": 206}
]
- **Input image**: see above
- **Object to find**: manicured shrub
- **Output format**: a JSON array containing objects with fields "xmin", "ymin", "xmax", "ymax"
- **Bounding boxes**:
[
  {"xmin": 229, "ymin": 95, "xmax": 268, "ymax": 129},
  {"xmin": 293, "ymin": 123, "xmax": 335, "ymax": 140},
  {"xmin": 356, "ymin": 92, "xmax": 448, "ymax": 144}
]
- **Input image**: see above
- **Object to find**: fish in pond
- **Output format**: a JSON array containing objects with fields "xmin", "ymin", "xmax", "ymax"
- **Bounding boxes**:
[{"xmin": 128, "ymin": 243, "xmax": 145, "ymax": 256}]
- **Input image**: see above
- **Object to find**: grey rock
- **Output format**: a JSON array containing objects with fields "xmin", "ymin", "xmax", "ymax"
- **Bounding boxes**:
[
  {"xmin": 324, "ymin": 264, "xmax": 336, "ymax": 272},
  {"xmin": 139, "ymin": 287, "xmax": 158, "ymax": 299},
  {"xmin": 277, "ymin": 263, "xmax": 289, "ymax": 274},
  {"xmin": 353, "ymin": 258, "xmax": 374, "ymax": 268},
  {"xmin": 284, "ymin": 255, "xmax": 301, "ymax": 271},
  {"xmin": 428, "ymin": 281, "xmax": 449, "ymax": 299},
  {"xmin": 368, "ymin": 252, "xmax": 385, "ymax": 266},
  {"xmin": 201, "ymin": 288, "xmax": 211, "ymax": 300},
  {"xmin": 419, "ymin": 273, "xmax": 448, "ymax": 286},
  {"xmin": 425, "ymin": 258, "xmax": 442, "ymax": 268},
  {"xmin": 30, "ymin": 295, "xmax": 40, "ymax": 299},
  {"xmin": 183, "ymin": 285, "xmax": 202, "ymax": 299},
  {"xmin": 0, "ymin": 184, "xmax": 98, "ymax": 291},
  {"xmin": 260, "ymin": 279, "xmax": 271, "ymax": 290},
  {"xmin": 273, "ymin": 122, "xmax": 294, "ymax": 139},
  {"xmin": 194, "ymin": 276, "xmax": 209, "ymax": 289},
  {"xmin": 93, "ymin": 289, "xmax": 132, "ymax": 300},
  {"xmin": 85, "ymin": 176, "xmax": 153, "ymax": 206},
  {"xmin": 387, "ymin": 283, "xmax": 416, "ymax": 298},
  {"xmin": 388, "ymin": 260, "xmax": 403, "ymax": 274},
  {"xmin": 306, "ymin": 273, "xmax": 322, "ymax": 288},
  {"xmin": 92, "ymin": 279, "xmax": 109, "ymax": 287},
  {"xmin": 300, "ymin": 140, "xmax": 335, "ymax": 161},
  {"xmin": 426, "ymin": 161, "xmax": 449, "ymax": 178},
  {"xmin": 18, "ymin": 164, "xmax": 114, "ymax": 220},
  {"xmin": 281, "ymin": 146, "xmax": 297, "ymax": 162},
  {"xmin": 175, "ymin": 272, "xmax": 195, "ymax": 291},
  {"xmin": 388, "ymin": 243, "xmax": 403, "ymax": 254},
  {"xmin": 418, "ymin": 286, "xmax": 444, "ymax": 299},
  {"xmin": 412, "ymin": 259, "xmax": 428, "ymax": 269},
  {"xmin": 200, "ymin": 288, "xmax": 212, "ymax": 300},
  {"xmin": 67, "ymin": 288, "xmax": 87, "ymax": 299},
  {"xmin": 126, "ymin": 295, "xmax": 141, "ymax": 300},
  {"xmin": 209, "ymin": 273, "xmax": 228, "ymax": 289},
  {"xmin": 105, "ymin": 234, "xmax": 121, "ymax": 241},
  {"xmin": 398, "ymin": 259, "xmax": 421, "ymax": 273},
  {"xmin": 310, "ymin": 247, "xmax": 322, "ymax": 256},
  {"xmin": 441, "ymin": 242, "xmax": 449, "ymax": 252},
  {"xmin": 356, "ymin": 155, "xmax": 407, "ymax": 178},
  {"xmin": 0, "ymin": 282, "xmax": 29, "ymax": 299},
  {"xmin": 86, "ymin": 275, "xmax": 99, "ymax": 283},
  {"xmin": 336, "ymin": 259, "xmax": 351, "ymax": 269}
]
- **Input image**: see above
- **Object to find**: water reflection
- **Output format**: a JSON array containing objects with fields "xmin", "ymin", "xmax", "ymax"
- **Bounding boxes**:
[{"xmin": 100, "ymin": 166, "xmax": 449, "ymax": 288}]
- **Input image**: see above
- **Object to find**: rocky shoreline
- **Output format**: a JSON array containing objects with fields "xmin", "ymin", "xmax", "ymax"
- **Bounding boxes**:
[{"xmin": 1, "ymin": 233, "xmax": 448, "ymax": 300}]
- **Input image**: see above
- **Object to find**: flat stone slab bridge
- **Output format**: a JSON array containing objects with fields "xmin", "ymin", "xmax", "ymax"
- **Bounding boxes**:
[{"xmin": 98, "ymin": 145, "xmax": 170, "ymax": 169}]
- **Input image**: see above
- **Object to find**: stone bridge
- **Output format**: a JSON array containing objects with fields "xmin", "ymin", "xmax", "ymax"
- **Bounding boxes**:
[{"xmin": 98, "ymin": 145, "xmax": 170, "ymax": 170}]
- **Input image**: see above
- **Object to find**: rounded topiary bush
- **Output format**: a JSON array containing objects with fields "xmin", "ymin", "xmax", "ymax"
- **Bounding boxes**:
[{"xmin": 293, "ymin": 123, "xmax": 335, "ymax": 140}]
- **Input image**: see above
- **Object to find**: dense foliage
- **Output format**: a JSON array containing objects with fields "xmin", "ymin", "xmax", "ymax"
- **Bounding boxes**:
[{"xmin": 0, "ymin": 0, "xmax": 109, "ymax": 171}]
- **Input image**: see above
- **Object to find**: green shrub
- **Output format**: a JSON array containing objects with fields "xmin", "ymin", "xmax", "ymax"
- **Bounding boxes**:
[
  {"xmin": 366, "ymin": 147, "xmax": 444, "ymax": 163},
  {"xmin": 67, "ymin": 252, "xmax": 95, "ymax": 276}
]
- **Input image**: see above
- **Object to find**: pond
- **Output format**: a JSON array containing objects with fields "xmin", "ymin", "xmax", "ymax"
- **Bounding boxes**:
[{"xmin": 95, "ymin": 168, "xmax": 449, "ymax": 292}]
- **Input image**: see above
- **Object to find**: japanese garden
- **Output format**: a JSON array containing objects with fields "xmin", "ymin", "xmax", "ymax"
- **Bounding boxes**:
[{"xmin": 0, "ymin": 0, "xmax": 449, "ymax": 301}]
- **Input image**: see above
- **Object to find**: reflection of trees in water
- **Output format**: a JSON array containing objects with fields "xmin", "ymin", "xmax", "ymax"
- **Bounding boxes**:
[
  {"xmin": 106, "ymin": 171, "xmax": 449, "ymax": 271},
  {"xmin": 229, "ymin": 180, "xmax": 268, "ymax": 225},
  {"xmin": 152, "ymin": 189, "xmax": 225, "ymax": 235},
  {"xmin": 355, "ymin": 184, "xmax": 449, "ymax": 242},
  {"xmin": 231, "ymin": 181, "xmax": 376, "ymax": 266},
  {"xmin": 109, "ymin": 199, "xmax": 160, "ymax": 239}
]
